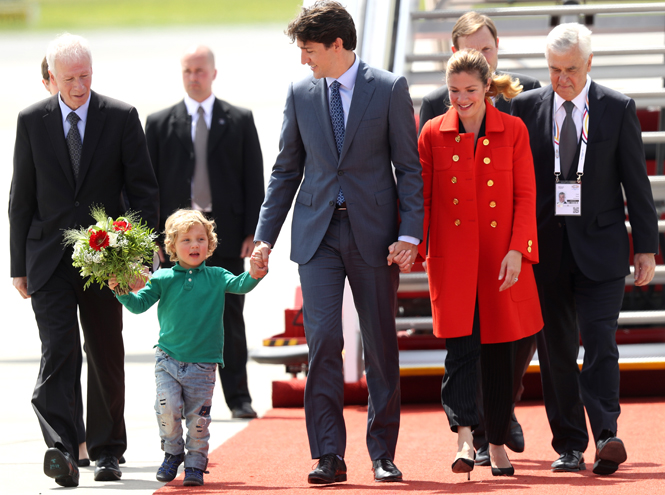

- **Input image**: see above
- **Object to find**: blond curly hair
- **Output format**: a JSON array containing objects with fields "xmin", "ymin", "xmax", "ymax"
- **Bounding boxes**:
[{"xmin": 163, "ymin": 209, "xmax": 218, "ymax": 262}]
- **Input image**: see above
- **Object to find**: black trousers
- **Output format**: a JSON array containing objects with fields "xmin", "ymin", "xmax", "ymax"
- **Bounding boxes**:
[
  {"xmin": 31, "ymin": 255, "xmax": 126, "ymax": 461},
  {"xmin": 441, "ymin": 301, "xmax": 515, "ymax": 446},
  {"xmin": 536, "ymin": 233, "xmax": 624, "ymax": 454},
  {"xmin": 472, "ymin": 334, "xmax": 536, "ymax": 449},
  {"xmin": 161, "ymin": 252, "xmax": 252, "ymax": 410},
  {"xmin": 298, "ymin": 210, "xmax": 401, "ymax": 460}
]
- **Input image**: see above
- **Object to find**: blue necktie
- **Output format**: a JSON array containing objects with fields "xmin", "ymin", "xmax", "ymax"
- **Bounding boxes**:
[
  {"xmin": 66, "ymin": 112, "xmax": 82, "ymax": 179},
  {"xmin": 330, "ymin": 80, "xmax": 345, "ymax": 205}
]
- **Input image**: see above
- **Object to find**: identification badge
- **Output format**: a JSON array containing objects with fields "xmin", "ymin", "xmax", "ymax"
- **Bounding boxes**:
[{"xmin": 555, "ymin": 182, "xmax": 581, "ymax": 216}]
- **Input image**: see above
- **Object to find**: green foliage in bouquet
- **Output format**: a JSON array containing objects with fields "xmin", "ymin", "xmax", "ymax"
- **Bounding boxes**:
[{"xmin": 63, "ymin": 206, "xmax": 158, "ymax": 295}]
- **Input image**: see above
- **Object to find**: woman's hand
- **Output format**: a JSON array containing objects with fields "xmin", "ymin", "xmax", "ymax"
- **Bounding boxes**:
[{"xmin": 498, "ymin": 250, "xmax": 522, "ymax": 292}]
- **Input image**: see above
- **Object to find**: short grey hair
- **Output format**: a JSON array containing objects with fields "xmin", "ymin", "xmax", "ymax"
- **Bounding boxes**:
[
  {"xmin": 545, "ymin": 23, "xmax": 592, "ymax": 60},
  {"xmin": 46, "ymin": 33, "xmax": 92, "ymax": 76}
]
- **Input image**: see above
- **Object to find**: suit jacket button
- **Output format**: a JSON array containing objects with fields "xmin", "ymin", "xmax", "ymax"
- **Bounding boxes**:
[
  {"xmin": 527, "ymin": 247, "xmax": 532, "ymax": 253},
  {"xmin": 451, "ymin": 176, "xmax": 457, "ymax": 184},
  {"xmin": 453, "ymin": 198, "xmax": 459, "ymax": 205},
  {"xmin": 454, "ymin": 219, "xmax": 461, "ymax": 226},
  {"xmin": 490, "ymin": 220, "xmax": 497, "ymax": 228},
  {"xmin": 74, "ymin": 201, "xmax": 80, "ymax": 207},
  {"xmin": 329, "ymin": 200, "xmax": 334, "ymax": 206},
  {"xmin": 483, "ymin": 139, "xmax": 489, "ymax": 146},
  {"xmin": 528, "ymin": 240, "xmax": 533, "ymax": 246},
  {"xmin": 338, "ymin": 171, "xmax": 344, "ymax": 176},
  {"xmin": 489, "ymin": 201, "xmax": 496, "ymax": 208},
  {"xmin": 487, "ymin": 180, "xmax": 494, "ymax": 187},
  {"xmin": 483, "ymin": 157, "xmax": 491, "ymax": 164},
  {"xmin": 452, "ymin": 155, "xmax": 460, "ymax": 162},
  {"xmin": 455, "ymin": 135, "xmax": 461, "ymax": 142}
]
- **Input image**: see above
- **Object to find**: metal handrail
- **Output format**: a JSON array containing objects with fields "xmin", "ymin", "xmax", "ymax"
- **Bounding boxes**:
[{"xmin": 412, "ymin": 3, "xmax": 665, "ymax": 20}]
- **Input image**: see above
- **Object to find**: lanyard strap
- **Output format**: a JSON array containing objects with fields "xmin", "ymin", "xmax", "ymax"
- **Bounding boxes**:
[{"xmin": 553, "ymin": 95, "xmax": 589, "ymax": 183}]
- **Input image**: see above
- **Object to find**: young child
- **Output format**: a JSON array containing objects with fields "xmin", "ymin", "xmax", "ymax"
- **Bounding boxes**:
[{"xmin": 109, "ymin": 209, "xmax": 267, "ymax": 486}]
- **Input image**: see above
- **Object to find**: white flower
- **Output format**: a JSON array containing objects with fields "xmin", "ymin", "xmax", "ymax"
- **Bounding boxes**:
[{"xmin": 107, "ymin": 232, "xmax": 119, "ymax": 247}]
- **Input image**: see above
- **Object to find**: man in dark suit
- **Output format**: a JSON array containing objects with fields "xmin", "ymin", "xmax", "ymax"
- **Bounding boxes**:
[
  {"xmin": 253, "ymin": 0, "xmax": 423, "ymax": 485},
  {"xmin": 10, "ymin": 34, "xmax": 159, "ymax": 487},
  {"xmin": 145, "ymin": 45, "xmax": 264, "ymax": 420},
  {"xmin": 419, "ymin": 11, "xmax": 541, "ymax": 466},
  {"xmin": 511, "ymin": 23, "xmax": 658, "ymax": 476}
]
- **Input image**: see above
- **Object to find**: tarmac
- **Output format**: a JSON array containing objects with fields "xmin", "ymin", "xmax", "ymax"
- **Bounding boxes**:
[{"xmin": 0, "ymin": 25, "xmax": 306, "ymax": 494}]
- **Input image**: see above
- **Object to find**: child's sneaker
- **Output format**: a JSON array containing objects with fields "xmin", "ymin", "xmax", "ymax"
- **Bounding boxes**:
[
  {"xmin": 156, "ymin": 453, "xmax": 184, "ymax": 482},
  {"xmin": 183, "ymin": 467, "xmax": 207, "ymax": 486}
]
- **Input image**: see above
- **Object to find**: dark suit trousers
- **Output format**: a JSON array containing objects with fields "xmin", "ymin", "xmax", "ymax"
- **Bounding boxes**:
[
  {"xmin": 536, "ymin": 232, "xmax": 624, "ymax": 454},
  {"xmin": 298, "ymin": 210, "xmax": 400, "ymax": 460},
  {"xmin": 161, "ymin": 253, "xmax": 252, "ymax": 409},
  {"xmin": 30, "ymin": 255, "xmax": 126, "ymax": 461},
  {"xmin": 441, "ymin": 301, "xmax": 515, "ymax": 445},
  {"xmin": 472, "ymin": 334, "xmax": 536, "ymax": 449}
]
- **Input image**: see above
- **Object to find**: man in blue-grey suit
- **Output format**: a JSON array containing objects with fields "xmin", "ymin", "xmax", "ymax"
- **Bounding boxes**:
[{"xmin": 253, "ymin": 0, "xmax": 423, "ymax": 485}]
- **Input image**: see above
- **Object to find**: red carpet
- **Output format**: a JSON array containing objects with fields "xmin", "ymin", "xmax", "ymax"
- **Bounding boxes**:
[{"xmin": 156, "ymin": 399, "xmax": 665, "ymax": 494}]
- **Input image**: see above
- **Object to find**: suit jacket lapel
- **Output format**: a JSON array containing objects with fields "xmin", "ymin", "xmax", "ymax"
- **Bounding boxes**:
[
  {"xmin": 171, "ymin": 101, "xmax": 193, "ymax": 156},
  {"xmin": 43, "ymin": 96, "xmax": 76, "ymax": 191},
  {"xmin": 311, "ymin": 77, "xmax": 339, "ymax": 160},
  {"xmin": 538, "ymin": 87, "xmax": 555, "ymax": 164},
  {"xmin": 208, "ymin": 98, "xmax": 229, "ymax": 154},
  {"xmin": 586, "ymin": 81, "xmax": 606, "ymax": 143},
  {"xmin": 76, "ymin": 91, "xmax": 105, "ymax": 195},
  {"xmin": 339, "ymin": 60, "xmax": 375, "ymax": 164}
]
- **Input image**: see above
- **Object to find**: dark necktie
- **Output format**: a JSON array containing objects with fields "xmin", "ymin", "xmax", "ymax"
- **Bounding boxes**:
[
  {"xmin": 192, "ymin": 106, "xmax": 212, "ymax": 209},
  {"xmin": 66, "ymin": 112, "xmax": 82, "ymax": 179},
  {"xmin": 330, "ymin": 80, "xmax": 346, "ymax": 205},
  {"xmin": 560, "ymin": 101, "xmax": 577, "ymax": 178}
]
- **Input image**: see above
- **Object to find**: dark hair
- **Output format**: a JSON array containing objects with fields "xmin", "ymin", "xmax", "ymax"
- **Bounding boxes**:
[
  {"xmin": 41, "ymin": 56, "xmax": 49, "ymax": 81},
  {"xmin": 285, "ymin": 0, "xmax": 357, "ymax": 50}
]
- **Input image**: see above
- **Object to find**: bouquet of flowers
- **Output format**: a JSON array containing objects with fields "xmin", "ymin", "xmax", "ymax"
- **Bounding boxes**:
[{"xmin": 63, "ymin": 206, "xmax": 158, "ymax": 295}]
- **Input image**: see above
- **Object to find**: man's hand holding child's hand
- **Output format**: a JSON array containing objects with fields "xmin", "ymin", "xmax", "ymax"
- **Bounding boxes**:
[{"xmin": 249, "ymin": 251, "xmax": 268, "ymax": 279}]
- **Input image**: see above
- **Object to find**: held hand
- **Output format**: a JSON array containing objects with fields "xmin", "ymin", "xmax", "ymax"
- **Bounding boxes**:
[
  {"xmin": 240, "ymin": 235, "xmax": 254, "ymax": 258},
  {"xmin": 634, "ymin": 253, "xmax": 656, "ymax": 286},
  {"xmin": 498, "ymin": 250, "xmax": 523, "ymax": 292},
  {"xmin": 12, "ymin": 277, "xmax": 30, "ymax": 299},
  {"xmin": 252, "ymin": 241, "xmax": 271, "ymax": 270},
  {"xmin": 108, "ymin": 275, "xmax": 119, "ymax": 291},
  {"xmin": 387, "ymin": 241, "xmax": 418, "ymax": 273},
  {"xmin": 249, "ymin": 252, "xmax": 268, "ymax": 279}
]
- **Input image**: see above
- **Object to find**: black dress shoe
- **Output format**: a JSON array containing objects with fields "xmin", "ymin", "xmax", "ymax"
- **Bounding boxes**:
[
  {"xmin": 551, "ymin": 451, "xmax": 586, "ymax": 472},
  {"xmin": 44, "ymin": 448, "xmax": 79, "ymax": 487},
  {"xmin": 475, "ymin": 443, "xmax": 490, "ymax": 466},
  {"xmin": 373, "ymin": 459, "xmax": 403, "ymax": 482},
  {"xmin": 231, "ymin": 402, "xmax": 258, "ymax": 419},
  {"xmin": 505, "ymin": 414, "xmax": 525, "ymax": 453},
  {"xmin": 593, "ymin": 436, "xmax": 627, "ymax": 475},
  {"xmin": 78, "ymin": 457, "xmax": 91, "ymax": 467},
  {"xmin": 491, "ymin": 464, "xmax": 515, "ymax": 476},
  {"xmin": 452, "ymin": 451, "xmax": 475, "ymax": 480},
  {"xmin": 308, "ymin": 453, "xmax": 347, "ymax": 484},
  {"xmin": 94, "ymin": 452, "xmax": 122, "ymax": 481}
]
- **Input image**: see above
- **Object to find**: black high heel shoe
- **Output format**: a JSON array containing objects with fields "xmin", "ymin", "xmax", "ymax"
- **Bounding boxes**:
[
  {"xmin": 491, "ymin": 462, "xmax": 514, "ymax": 476},
  {"xmin": 452, "ymin": 451, "xmax": 476, "ymax": 480}
]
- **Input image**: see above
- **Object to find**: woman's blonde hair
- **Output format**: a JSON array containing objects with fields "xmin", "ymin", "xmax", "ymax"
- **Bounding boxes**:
[
  {"xmin": 446, "ymin": 48, "xmax": 523, "ymax": 102},
  {"xmin": 163, "ymin": 209, "xmax": 218, "ymax": 262}
]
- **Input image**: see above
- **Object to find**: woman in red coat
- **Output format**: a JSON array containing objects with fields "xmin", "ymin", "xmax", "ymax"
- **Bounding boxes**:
[{"xmin": 418, "ymin": 49, "xmax": 542, "ymax": 477}]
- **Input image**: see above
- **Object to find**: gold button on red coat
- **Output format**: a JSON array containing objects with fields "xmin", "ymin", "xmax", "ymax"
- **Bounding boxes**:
[
  {"xmin": 490, "ymin": 221, "xmax": 497, "ymax": 228},
  {"xmin": 527, "ymin": 247, "xmax": 532, "ymax": 253},
  {"xmin": 453, "ymin": 198, "xmax": 459, "ymax": 205},
  {"xmin": 487, "ymin": 180, "xmax": 494, "ymax": 187},
  {"xmin": 453, "ymin": 155, "xmax": 460, "ymax": 162},
  {"xmin": 454, "ymin": 219, "xmax": 461, "ymax": 226},
  {"xmin": 455, "ymin": 135, "xmax": 461, "ymax": 142},
  {"xmin": 452, "ymin": 177, "xmax": 457, "ymax": 184},
  {"xmin": 528, "ymin": 240, "xmax": 533, "ymax": 246},
  {"xmin": 489, "ymin": 201, "xmax": 496, "ymax": 208},
  {"xmin": 483, "ymin": 138, "xmax": 489, "ymax": 146},
  {"xmin": 483, "ymin": 157, "xmax": 491, "ymax": 164}
]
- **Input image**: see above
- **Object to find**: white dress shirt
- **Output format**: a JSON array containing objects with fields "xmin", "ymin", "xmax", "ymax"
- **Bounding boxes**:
[{"xmin": 553, "ymin": 75, "xmax": 591, "ymax": 144}]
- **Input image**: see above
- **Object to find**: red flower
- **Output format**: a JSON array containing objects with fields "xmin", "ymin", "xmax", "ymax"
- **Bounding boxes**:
[
  {"xmin": 89, "ymin": 230, "xmax": 110, "ymax": 251},
  {"xmin": 113, "ymin": 220, "xmax": 132, "ymax": 232}
]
